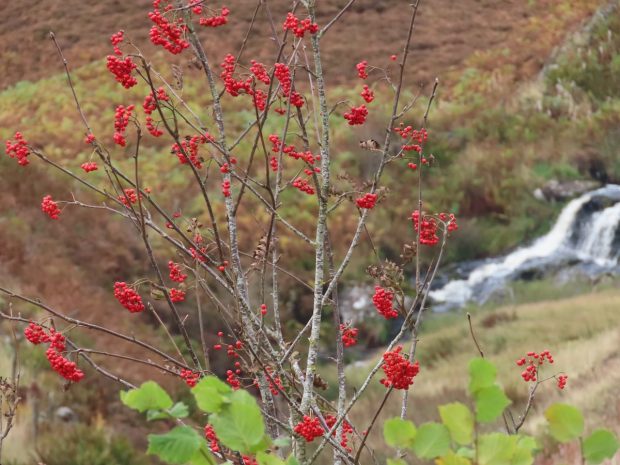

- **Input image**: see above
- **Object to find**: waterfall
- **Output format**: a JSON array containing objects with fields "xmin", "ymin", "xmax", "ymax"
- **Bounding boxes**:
[
  {"xmin": 430, "ymin": 184, "xmax": 620, "ymax": 309},
  {"xmin": 577, "ymin": 201, "xmax": 620, "ymax": 264}
]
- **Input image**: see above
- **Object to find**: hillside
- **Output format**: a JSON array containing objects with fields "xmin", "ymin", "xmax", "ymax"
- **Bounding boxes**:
[{"xmin": 0, "ymin": 0, "xmax": 602, "ymax": 90}]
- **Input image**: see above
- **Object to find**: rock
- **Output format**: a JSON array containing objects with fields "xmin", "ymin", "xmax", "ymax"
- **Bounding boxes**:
[
  {"xmin": 55, "ymin": 406, "xmax": 77, "ymax": 422},
  {"xmin": 533, "ymin": 188, "xmax": 546, "ymax": 201},
  {"xmin": 536, "ymin": 179, "xmax": 600, "ymax": 201}
]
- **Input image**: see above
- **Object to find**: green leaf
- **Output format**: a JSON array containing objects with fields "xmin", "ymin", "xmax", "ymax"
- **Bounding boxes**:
[
  {"xmin": 411, "ymin": 423, "xmax": 451, "ymax": 459},
  {"xmin": 468, "ymin": 358, "xmax": 497, "ymax": 394},
  {"xmin": 249, "ymin": 435, "xmax": 273, "ymax": 454},
  {"xmin": 511, "ymin": 443, "xmax": 533, "ymax": 465},
  {"xmin": 439, "ymin": 402, "xmax": 474, "ymax": 445},
  {"xmin": 209, "ymin": 390, "xmax": 265, "ymax": 454},
  {"xmin": 478, "ymin": 433, "xmax": 518, "ymax": 465},
  {"xmin": 516, "ymin": 436, "xmax": 538, "ymax": 452},
  {"xmin": 511, "ymin": 436, "xmax": 538, "ymax": 465},
  {"xmin": 383, "ymin": 418, "xmax": 417, "ymax": 448},
  {"xmin": 121, "ymin": 381, "xmax": 173, "ymax": 413},
  {"xmin": 456, "ymin": 447, "xmax": 475, "ymax": 459},
  {"xmin": 256, "ymin": 452, "xmax": 286, "ymax": 465},
  {"xmin": 286, "ymin": 456, "xmax": 300, "ymax": 465},
  {"xmin": 192, "ymin": 376, "xmax": 233, "ymax": 414},
  {"xmin": 147, "ymin": 410, "xmax": 170, "ymax": 421},
  {"xmin": 273, "ymin": 437, "xmax": 290, "ymax": 448},
  {"xmin": 387, "ymin": 459, "xmax": 407, "ymax": 465},
  {"xmin": 583, "ymin": 429, "xmax": 619, "ymax": 464},
  {"xmin": 147, "ymin": 426, "xmax": 202, "ymax": 464},
  {"xmin": 190, "ymin": 444, "xmax": 217, "ymax": 465},
  {"xmin": 169, "ymin": 402, "xmax": 190, "ymax": 418},
  {"xmin": 475, "ymin": 385, "xmax": 511, "ymax": 423},
  {"xmin": 544, "ymin": 404, "xmax": 584, "ymax": 443},
  {"xmin": 147, "ymin": 402, "xmax": 190, "ymax": 421},
  {"xmin": 437, "ymin": 452, "xmax": 472, "ymax": 465}
]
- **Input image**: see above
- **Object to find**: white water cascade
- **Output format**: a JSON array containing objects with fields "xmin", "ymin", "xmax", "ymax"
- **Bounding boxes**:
[{"xmin": 430, "ymin": 184, "xmax": 620, "ymax": 308}]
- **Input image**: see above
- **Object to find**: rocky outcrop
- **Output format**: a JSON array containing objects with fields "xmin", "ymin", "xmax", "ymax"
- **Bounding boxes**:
[{"xmin": 533, "ymin": 179, "xmax": 601, "ymax": 202}]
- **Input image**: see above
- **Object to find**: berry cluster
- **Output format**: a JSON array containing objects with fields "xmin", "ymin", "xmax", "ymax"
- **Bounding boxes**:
[
  {"xmin": 225, "ymin": 340, "xmax": 243, "ymax": 359},
  {"xmin": 340, "ymin": 324, "xmax": 359, "ymax": 347},
  {"xmin": 171, "ymin": 134, "xmax": 211, "ymax": 168},
  {"xmin": 438, "ymin": 212, "xmax": 458, "ymax": 232},
  {"xmin": 256, "ymin": 366, "xmax": 284, "ymax": 396},
  {"xmin": 356, "ymin": 192, "xmax": 378, "ymax": 209},
  {"xmin": 516, "ymin": 350, "xmax": 554, "ymax": 382},
  {"xmin": 5, "ymin": 132, "xmax": 30, "ymax": 166},
  {"xmin": 226, "ymin": 369, "xmax": 241, "ymax": 389},
  {"xmin": 41, "ymin": 195, "xmax": 61, "ymax": 219},
  {"xmin": 168, "ymin": 261, "xmax": 187, "ymax": 283},
  {"xmin": 143, "ymin": 87, "xmax": 170, "ymax": 137},
  {"xmin": 113, "ymin": 104, "xmax": 134, "ymax": 147},
  {"xmin": 282, "ymin": 12, "xmax": 318, "ymax": 38},
  {"xmin": 118, "ymin": 188, "xmax": 141, "ymax": 206},
  {"xmin": 252, "ymin": 89, "xmax": 267, "ymax": 111},
  {"xmin": 380, "ymin": 346, "xmax": 420, "ymax": 390},
  {"xmin": 269, "ymin": 135, "xmax": 319, "ymax": 165},
  {"xmin": 84, "ymin": 133, "xmax": 96, "ymax": 144},
  {"xmin": 274, "ymin": 63, "xmax": 304, "ymax": 108},
  {"xmin": 344, "ymin": 104, "xmax": 368, "ymax": 126},
  {"xmin": 106, "ymin": 55, "xmax": 138, "ymax": 89},
  {"xmin": 180, "ymin": 369, "xmax": 199, "ymax": 387},
  {"xmin": 24, "ymin": 322, "xmax": 50, "ymax": 345},
  {"xmin": 25, "ymin": 324, "xmax": 84, "ymax": 382},
  {"xmin": 113, "ymin": 281, "xmax": 145, "ymax": 313},
  {"xmin": 221, "ymin": 179, "xmax": 231, "ymax": 197},
  {"xmin": 325, "ymin": 414, "xmax": 354, "ymax": 452},
  {"xmin": 361, "ymin": 85, "xmax": 374, "ymax": 103},
  {"xmin": 274, "ymin": 64, "xmax": 293, "ymax": 101},
  {"xmin": 394, "ymin": 125, "xmax": 428, "ymax": 153},
  {"xmin": 148, "ymin": 0, "xmax": 189, "ymax": 55},
  {"xmin": 204, "ymin": 425, "xmax": 220, "ymax": 453},
  {"xmin": 356, "ymin": 60, "xmax": 368, "ymax": 79},
  {"xmin": 294, "ymin": 416, "xmax": 324, "ymax": 442},
  {"xmin": 46, "ymin": 345, "xmax": 85, "ymax": 383},
  {"xmin": 292, "ymin": 177, "xmax": 315, "ymax": 195},
  {"xmin": 106, "ymin": 31, "xmax": 137, "ymax": 88},
  {"xmin": 557, "ymin": 374, "xmax": 568, "ymax": 390},
  {"xmin": 269, "ymin": 135, "xmax": 319, "ymax": 193},
  {"xmin": 80, "ymin": 162, "xmax": 98, "ymax": 173},
  {"xmin": 110, "ymin": 30, "xmax": 125, "ymax": 55},
  {"xmin": 250, "ymin": 60, "xmax": 270, "ymax": 85},
  {"xmin": 198, "ymin": 7, "xmax": 230, "ymax": 27},
  {"xmin": 170, "ymin": 288, "xmax": 186, "ymax": 302},
  {"xmin": 259, "ymin": 304, "xmax": 268, "ymax": 316},
  {"xmin": 220, "ymin": 54, "xmax": 251, "ymax": 96},
  {"xmin": 411, "ymin": 210, "xmax": 438, "ymax": 246},
  {"xmin": 372, "ymin": 286, "xmax": 399, "ymax": 319},
  {"xmin": 190, "ymin": 246, "xmax": 208, "ymax": 262}
]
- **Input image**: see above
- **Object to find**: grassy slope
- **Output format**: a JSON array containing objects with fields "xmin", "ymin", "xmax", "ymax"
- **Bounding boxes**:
[{"xmin": 337, "ymin": 287, "xmax": 620, "ymax": 464}]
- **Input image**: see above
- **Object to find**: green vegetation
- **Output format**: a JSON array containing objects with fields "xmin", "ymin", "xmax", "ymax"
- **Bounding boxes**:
[
  {"xmin": 4, "ymin": 5, "xmax": 620, "ymax": 274},
  {"xmin": 330, "ymin": 288, "xmax": 620, "ymax": 462},
  {"xmin": 381, "ymin": 357, "xmax": 618, "ymax": 465}
]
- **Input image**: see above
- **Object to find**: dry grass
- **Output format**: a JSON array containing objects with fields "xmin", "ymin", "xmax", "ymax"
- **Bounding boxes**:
[
  {"xmin": 0, "ymin": 0, "xmax": 603, "ymax": 91},
  {"xmin": 336, "ymin": 289, "xmax": 620, "ymax": 464}
]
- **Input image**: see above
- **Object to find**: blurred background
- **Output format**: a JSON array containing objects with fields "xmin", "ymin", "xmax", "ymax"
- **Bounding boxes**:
[{"xmin": 0, "ymin": 0, "xmax": 619, "ymax": 463}]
